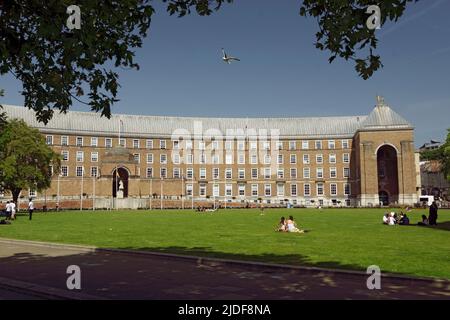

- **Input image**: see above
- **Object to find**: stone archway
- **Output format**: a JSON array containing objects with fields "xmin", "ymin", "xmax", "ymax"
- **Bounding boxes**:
[
  {"xmin": 112, "ymin": 167, "xmax": 129, "ymax": 198},
  {"xmin": 377, "ymin": 145, "xmax": 399, "ymax": 205}
]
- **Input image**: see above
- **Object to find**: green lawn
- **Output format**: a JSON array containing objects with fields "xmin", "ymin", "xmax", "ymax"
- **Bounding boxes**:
[{"xmin": 1, "ymin": 208, "xmax": 449, "ymax": 279}]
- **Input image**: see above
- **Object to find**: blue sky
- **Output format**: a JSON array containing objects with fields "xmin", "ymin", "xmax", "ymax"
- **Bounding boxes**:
[{"xmin": 1, "ymin": 0, "xmax": 449, "ymax": 146}]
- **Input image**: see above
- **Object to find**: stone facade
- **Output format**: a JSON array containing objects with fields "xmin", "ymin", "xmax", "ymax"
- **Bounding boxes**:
[{"xmin": 0, "ymin": 98, "xmax": 419, "ymax": 209}]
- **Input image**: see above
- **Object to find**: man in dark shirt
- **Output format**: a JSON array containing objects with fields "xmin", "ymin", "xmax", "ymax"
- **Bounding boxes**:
[{"xmin": 428, "ymin": 201, "xmax": 438, "ymax": 225}]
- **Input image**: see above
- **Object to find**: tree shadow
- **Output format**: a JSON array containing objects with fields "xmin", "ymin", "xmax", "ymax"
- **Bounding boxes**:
[{"xmin": 1, "ymin": 244, "xmax": 449, "ymax": 300}]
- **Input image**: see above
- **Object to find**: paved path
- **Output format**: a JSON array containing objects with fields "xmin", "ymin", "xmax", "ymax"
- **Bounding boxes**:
[{"xmin": 0, "ymin": 240, "xmax": 449, "ymax": 299}]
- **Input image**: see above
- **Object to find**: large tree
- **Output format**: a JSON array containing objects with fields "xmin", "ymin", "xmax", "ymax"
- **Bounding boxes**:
[
  {"xmin": 0, "ymin": 119, "xmax": 61, "ymax": 204},
  {"xmin": 0, "ymin": 0, "xmax": 417, "ymax": 123}
]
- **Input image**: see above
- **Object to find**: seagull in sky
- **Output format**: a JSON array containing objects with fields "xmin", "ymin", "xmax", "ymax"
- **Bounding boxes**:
[{"xmin": 222, "ymin": 48, "xmax": 240, "ymax": 64}]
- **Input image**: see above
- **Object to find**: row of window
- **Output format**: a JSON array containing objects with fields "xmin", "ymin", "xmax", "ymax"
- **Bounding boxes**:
[
  {"xmin": 62, "ymin": 150, "xmax": 351, "ymax": 165},
  {"xmin": 59, "ymin": 166, "xmax": 350, "ymax": 180},
  {"xmin": 47, "ymin": 135, "xmax": 351, "ymax": 150},
  {"xmin": 186, "ymin": 183, "xmax": 352, "ymax": 197}
]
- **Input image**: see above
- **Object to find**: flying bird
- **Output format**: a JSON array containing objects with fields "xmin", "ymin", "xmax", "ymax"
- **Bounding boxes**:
[{"xmin": 222, "ymin": 48, "xmax": 240, "ymax": 64}]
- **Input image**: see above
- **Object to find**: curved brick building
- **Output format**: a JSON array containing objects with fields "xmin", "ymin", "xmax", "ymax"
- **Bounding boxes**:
[{"xmin": 1, "ymin": 97, "xmax": 420, "ymax": 209}]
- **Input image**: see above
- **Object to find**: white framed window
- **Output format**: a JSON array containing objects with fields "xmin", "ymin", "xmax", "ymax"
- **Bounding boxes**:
[
  {"xmin": 199, "ymin": 183, "xmax": 206, "ymax": 197},
  {"xmin": 251, "ymin": 168, "xmax": 258, "ymax": 179},
  {"xmin": 186, "ymin": 168, "xmax": 193, "ymax": 179},
  {"xmin": 250, "ymin": 141, "xmax": 258, "ymax": 150},
  {"xmin": 250, "ymin": 153, "xmax": 258, "ymax": 164},
  {"xmin": 160, "ymin": 167, "xmax": 167, "ymax": 179},
  {"xmin": 147, "ymin": 153, "xmax": 153, "ymax": 164},
  {"xmin": 343, "ymin": 153, "xmax": 350, "ymax": 163},
  {"xmin": 304, "ymin": 183, "xmax": 311, "ymax": 196},
  {"xmin": 212, "ymin": 153, "xmax": 220, "ymax": 164},
  {"xmin": 199, "ymin": 140, "xmax": 206, "ymax": 150},
  {"xmin": 329, "ymin": 154, "xmax": 337, "ymax": 164},
  {"xmin": 29, "ymin": 189, "xmax": 37, "ymax": 197},
  {"xmin": 262, "ymin": 141, "xmax": 270, "ymax": 150},
  {"xmin": 212, "ymin": 168, "xmax": 219, "ymax": 180},
  {"xmin": 316, "ymin": 154, "xmax": 323, "ymax": 164},
  {"xmin": 276, "ymin": 141, "xmax": 283, "ymax": 150},
  {"xmin": 344, "ymin": 183, "xmax": 351, "ymax": 195},
  {"xmin": 173, "ymin": 168, "xmax": 181, "ymax": 179},
  {"xmin": 290, "ymin": 168, "xmax": 297, "ymax": 179},
  {"xmin": 91, "ymin": 137, "xmax": 98, "ymax": 147},
  {"xmin": 316, "ymin": 167, "xmax": 324, "ymax": 179},
  {"xmin": 213, "ymin": 184, "xmax": 220, "ymax": 197},
  {"xmin": 225, "ymin": 140, "xmax": 233, "ymax": 151},
  {"xmin": 277, "ymin": 183, "xmax": 285, "ymax": 196},
  {"xmin": 317, "ymin": 183, "xmax": 324, "ymax": 196},
  {"xmin": 133, "ymin": 139, "xmax": 140, "ymax": 149},
  {"xmin": 291, "ymin": 184, "xmax": 297, "ymax": 196},
  {"xmin": 277, "ymin": 168, "xmax": 284, "ymax": 179},
  {"xmin": 46, "ymin": 135, "xmax": 53, "ymax": 145},
  {"xmin": 238, "ymin": 153, "xmax": 245, "ymax": 164},
  {"xmin": 186, "ymin": 184, "xmax": 193, "ymax": 196},
  {"xmin": 225, "ymin": 168, "xmax": 232, "ymax": 179},
  {"xmin": 61, "ymin": 136, "xmax": 69, "ymax": 146},
  {"xmin": 343, "ymin": 167, "xmax": 350, "ymax": 178},
  {"xmin": 264, "ymin": 168, "xmax": 271, "ymax": 179},
  {"xmin": 146, "ymin": 139, "xmax": 153, "ymax": 149},
  {"xmin": 199, "ymin": 168, "xmax": 206, "ymax": 180},
  {"xmin": 290, "ymin": 154, "xmax": 297, "ymax": 164},
  {"xmin": 303, "ymin": 167, "xmax": 310, "ymax": 179},
  {"xmin": 315, "ymin": 140, "xmax": 322, "ymax": 150},
  {"xmin": 342, "ymin": 139, "xmax": 349, "ymax": 149},
  {"xmin": 264, "ymin": 153, "xmax": 271, "ymax": 164},
  {"xmin": 146, "ymin": 167, "xmax": 153, "ymax": 178},
  {"xmin": 61, "ymin": 151, "xmax": 69, "ymax": 161},
  {"xmin": 251, "ymin": 184, "xmax": 258, "ymax": 196},
  {"xmin": 61, "ymin": 166, "xmax": 69, "ymax": 177},
  {"xmin": 212, "ymin": 140, "xmax": 219, "ymax": 150},
  {"xmin": 264, "ymin": 184, "xmax": 271, "ymax": 196},
  {"xmin": 289, "ymin": 141, "xmax": 296, "ymax": 150},
  {"xmin": 277, "ymin": 154, "xmax": 283, "ymax": 165},
  {"xmin": 237, "ymin": 140, "xmax": 245, "ymax": 151},
  {"xmin": 328, "ymin": 140, "xmax": 335, "ymax": 149},
  {"xmin": 302, "ymin": 140, "xmax": 309, "ymax": 150},
  {"xmin": 225, "ymin": 153, "xmax": 233, "ymax": 165},
  {"xmin": 105, "ymin": 138, "xmax": 112, "ymax": 148},
  {"xmin": 76, "ymin": 137, "xmax": 83, "ymax": 147},
  {"xmin": 185, "ymin": 140, "xmax": 192, "ymax": 150},
  {"xmin": 330, "ymin": 167, "xmax": 337, "ymax": 179},
  {"xmin": 238, "ymin": 184, "xmax": 245, "ymax": 196},
  {"xmin": 119, "ymin": 138, "xmax": 126, "ymax": 147},
  {"xmin": 186, "ymin": 153, "xmax": 193, "ymax": 164},
  {"xmin": 238, "ymin": 168, "xmax": 245, "ymax": 180},
  {"xmin": 173, "ymin": 140, "xmax": 179, "ymax": 150},
  {"xmin": 90, "ymin": 166, "xmax": 98, "ymax": 177},
  {"xmin": 76, "ymin": 166, "xmax": 84, "ymax": 177},
  {"xmin": 160, "ymin": 154, "xmax": 167, "ymax": 164},
  {"xmin": 199, "ymin": 153, "xmax": 206, "ymax": 164},
  {"xmin": 76, "ymin": 151, "xmax": 84, "ymax": 162},
  {"xmin": 134, "ymin": 154, "xmax": 140, "ymax": 163},
  {"xmin": 160, "ymin": 140, "xmax": 166, "ymax": 149},
  {"xmin": 330, "ymin": 183, "xmax": 338, "ymax": 196},
  {"xmin": 91, "ymin": 152, "xmax": 99, "ymax": 162},
  {"xmin": 303, "ymin": 154, "xmax": 310, "ymax": 164},
  {"xmin": 225, "ymin": 184, "xmax": 233, "ymax": 197}
]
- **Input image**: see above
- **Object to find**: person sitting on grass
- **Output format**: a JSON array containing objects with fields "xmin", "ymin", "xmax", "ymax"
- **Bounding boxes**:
[
  {"xmin": 286, "ymin": 215, "xmax": 304, "ymax": 233},
  {"xmin": 418, "ymin": 215, "xmax": 429, "ymax": 226},
  {"xmin": 399, "ymin": 213, "xmax": 410, "ymax": 225},
  {"xmin": 382, "ymin": 213, "xmax": 389, "ymax": 224},
  {"xmin": 276, "ymin": 217, "xmax": 287, "ymax": 232}
]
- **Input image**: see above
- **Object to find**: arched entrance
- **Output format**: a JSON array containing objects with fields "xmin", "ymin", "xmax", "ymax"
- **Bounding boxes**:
[
  {"xmin": 377, "ymin": 145, "xmax": 399, "ymax": 205},
  {"xmin": 112, "ymin": 167, "xmax": 129, "ymax": 198}
]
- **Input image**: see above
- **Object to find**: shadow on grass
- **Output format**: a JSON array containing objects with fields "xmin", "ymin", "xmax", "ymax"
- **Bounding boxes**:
[
  {"xmin": 0, "ymin": 246, "xmax": 449, "ymax": 300},
  {"xmin": 402, "ymin": 221, "xmax": 450, "ymax": 232}
]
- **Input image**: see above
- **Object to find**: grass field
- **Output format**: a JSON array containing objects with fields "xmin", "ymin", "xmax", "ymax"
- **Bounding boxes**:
[{"xmin": 1, "ymin": 208, "xmax": 449, "ymax": 279}]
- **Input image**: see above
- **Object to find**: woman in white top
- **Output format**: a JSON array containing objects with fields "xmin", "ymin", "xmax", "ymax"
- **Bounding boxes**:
[
  {"xmin": 286, "ymin": 216, "xmax": 304, "ymax": 233},
  {"xmin": 10, "ymin": 201, "xmax": 16, "ymax": 220}
]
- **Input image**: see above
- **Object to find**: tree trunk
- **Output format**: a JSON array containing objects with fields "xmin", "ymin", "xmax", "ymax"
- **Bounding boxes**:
[{"xmin": 12, "ymin": 188, "xmax": 21, "ymax": 208}]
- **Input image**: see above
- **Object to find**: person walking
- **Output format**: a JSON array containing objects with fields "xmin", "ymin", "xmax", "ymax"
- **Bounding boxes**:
[
  {"xmin": 10, "ymin": 201, "xmax": 16, "ymax": 220},
  {"xmin": 28, "ymin": 198, "xmax": 34, "ymax": 220},
  {"xmin": 5, "ymin": 201, "xmax": 11, "ymax": 220}
]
